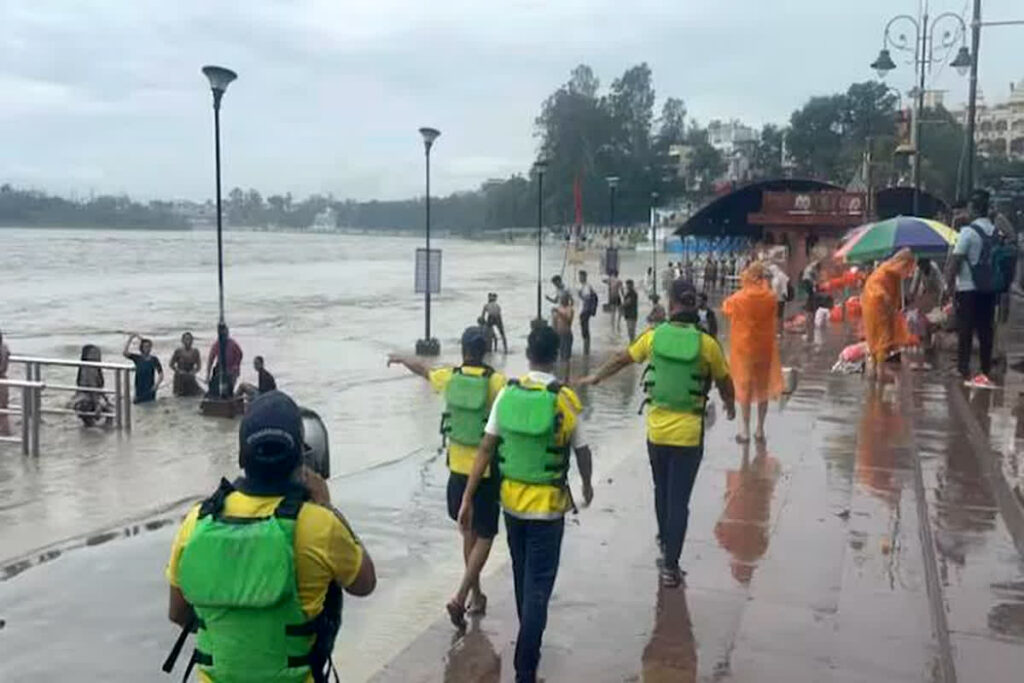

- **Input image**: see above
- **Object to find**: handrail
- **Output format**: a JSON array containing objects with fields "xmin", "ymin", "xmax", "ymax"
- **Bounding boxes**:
[
  {"xmin": 9, "ymin": 355, "xmax": 134, "ymax": 371},
  {"xmin": 0, "ymin": 379, "xmax": 47, "ymax": 389}
]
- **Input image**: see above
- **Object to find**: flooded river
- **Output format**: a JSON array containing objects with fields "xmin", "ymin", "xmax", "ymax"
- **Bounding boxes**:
[{"xmin": 0, "ymin": 228, "xmax": 658, "ymax": 680}]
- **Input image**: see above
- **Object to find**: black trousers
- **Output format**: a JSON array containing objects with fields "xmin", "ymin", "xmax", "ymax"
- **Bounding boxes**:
[
  {"xmin": 579, "ymin": 313, "xmax": 592, "ymax": 354},
  {"xmin": 647, "ymin": 442, "xmax": 703, "ymax": 570},
  {"xmin": 505, "ymin": 514, "xmax": 565, "ymax": 683},
  {"xmin": 955, "ymin": 290, "xmax": 997, "ymax": 377}
]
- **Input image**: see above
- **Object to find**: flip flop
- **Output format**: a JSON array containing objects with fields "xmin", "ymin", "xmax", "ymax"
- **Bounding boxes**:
[
  {"xmin": 736, "ymin": 434, "xmax": 751, "ymax": 444},
  {"xmin": 446, "ymin": 600, "xmax": 467, "ymax": 631}
]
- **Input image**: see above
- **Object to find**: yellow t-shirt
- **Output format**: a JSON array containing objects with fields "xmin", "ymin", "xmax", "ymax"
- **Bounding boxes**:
[
  {"xmin": 628, "ymin": 324, "xmax": 730, "ymax": 447},
  {"xmin": 166, "ymin": 491, "xmax": 365, "ymax": 682},
  {"xmin": 488, "ymin": 373, "xmax": 584, "ymax": 520},
  {"xmin": 428, "ymin": 365, "xmax": 507, "ymax": 476}
]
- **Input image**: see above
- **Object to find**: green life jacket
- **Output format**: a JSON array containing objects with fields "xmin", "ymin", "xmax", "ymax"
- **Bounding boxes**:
[
  {"xmin": 644, "ymin": 323, "xmax": 706, "ymax": 414},
  {"xmin": 441, "ymin": 365, "xmax": 494, "ymax": 448},
  {"xmin": 175, "ymin": 479, "xmax": 317, "ymax": 683},
  {"xmin": 496, "ymin": 379, "xmax": 568, "ymax": 486}
]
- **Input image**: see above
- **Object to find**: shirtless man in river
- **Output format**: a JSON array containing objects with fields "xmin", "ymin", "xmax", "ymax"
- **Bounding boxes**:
[{"xmin": 554, "ymin": 292, "xmax": 575, "ymax": 362}]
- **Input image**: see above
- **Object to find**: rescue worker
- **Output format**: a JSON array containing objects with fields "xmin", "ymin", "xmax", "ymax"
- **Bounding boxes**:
[
  {"xmin": 388, "ymin": 326, "xmax": 507, "ymax": 629},
  {"xmin": 459, "ymin": 324, "xmax": 593, "ymax": 683},
  {"xmin": 579, "ymin": 279, "xmax": 736, "ymax": 587},
  {"xmin": 164, "ymin": 390, "xmax": 376, "ymax": 683}
]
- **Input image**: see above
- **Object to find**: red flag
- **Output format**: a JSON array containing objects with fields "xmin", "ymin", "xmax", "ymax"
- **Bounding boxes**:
[{"xmin": 573, "ymin": 172, "xmax": 583, "ymax": 227}]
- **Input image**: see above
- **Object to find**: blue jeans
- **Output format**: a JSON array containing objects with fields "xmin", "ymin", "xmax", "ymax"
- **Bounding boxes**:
[{"xmin": 504, "ymin": 513, "xmax": 565, "ymax": 683}]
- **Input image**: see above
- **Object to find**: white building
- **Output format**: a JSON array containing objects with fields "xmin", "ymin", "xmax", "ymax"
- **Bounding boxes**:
[
  {"xmin": 707, "ymin": 119, "xmax": 757, "ymax": 181},
  {"xmin": 953, "ymin": 76, "xmax": 1024, "ymax": 160}
]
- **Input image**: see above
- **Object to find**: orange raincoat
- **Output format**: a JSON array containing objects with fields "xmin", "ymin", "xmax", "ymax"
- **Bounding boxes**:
[
  {"xmin": 722, "ymin": 263, "xmax": 783, "ymax": 404},
  {"xmin": 861, "ymin": 249, "xmax": 917, "ymax": 364}
]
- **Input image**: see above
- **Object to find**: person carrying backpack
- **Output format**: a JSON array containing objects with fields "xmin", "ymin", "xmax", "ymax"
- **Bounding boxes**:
[
  {"xmin": 388, "ymin": 326, "xmax": 507, "ymax": 628},
  {"xmin": 945, "ymin": 189, "xmax": 1017, "ymax": 388}
]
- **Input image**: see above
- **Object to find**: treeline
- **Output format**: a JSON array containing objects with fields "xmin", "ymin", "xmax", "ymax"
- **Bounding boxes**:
[{"xmin": 0, "ymin": 184, "xmax": 188, "ymax": 229}]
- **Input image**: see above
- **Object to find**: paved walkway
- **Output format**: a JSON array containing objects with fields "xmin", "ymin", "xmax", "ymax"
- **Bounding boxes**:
[{"xmin": 370, "ymin": 327, "xmax": 1024, "ymax": 682}]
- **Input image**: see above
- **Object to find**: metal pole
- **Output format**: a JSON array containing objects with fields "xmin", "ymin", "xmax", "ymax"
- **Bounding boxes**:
[
  {"xmin": 536, "ymin": 170, "xmax": 543, "ymax": 320},
  {"xmin": 213, "ymin": 92, "xmax": 229, "ymax": 399},
  {"xmin": 424, "ymin": 147, "xmax": 432, "ymax": 342},
  {"xmin": 21, "ymin": 386, "xmax": 29, "ymax": 456},
  {"xmin": 650, "ymin": 198, "xmax": 658, "ymax": 298},
  {"xmin": 31, "ymin": 385, "xmax": 40, "ymax": 457},
  {"xmin": 114, "ymin": 369, "xmax": 123, "ymax": 430},
  {"xmin": 964, "ymin": 0, "xmax": 981, "ymax": 199},
  {"xmin": 913, "ymin": 12, "xmax": 927, "ymax": 216},
  {"xmin": 124, "ymin": 369, "xmax": 132, "ymax": 432}
]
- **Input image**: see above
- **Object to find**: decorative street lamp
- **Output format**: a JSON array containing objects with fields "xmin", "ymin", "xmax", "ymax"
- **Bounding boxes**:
[
  {"xmin": 870, "ymin": 7, "xmax": 968, "ymax": 214},
  {"xmin": 416, "ymin": 127, "xmax": 441, "ymax": 356},
  {"xmin": 605, "ymin": 175, "xmax": 620, "ymax": 276},
  {"xmin": 606, "ymin": 176, "xmax": 620, "ymax": 229},
  {"xmin": 200, "ymin": 65, "xmax": 237, "ymax": 414},
  {"xmin": 533, "ymin": 159, "xmax": 548, "ymax": 323}
]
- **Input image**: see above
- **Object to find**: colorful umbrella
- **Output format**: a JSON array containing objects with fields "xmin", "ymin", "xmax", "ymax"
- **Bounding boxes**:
[{"xmin": 835, "ymin": 216, "xmax": 956, "ymax": 263}]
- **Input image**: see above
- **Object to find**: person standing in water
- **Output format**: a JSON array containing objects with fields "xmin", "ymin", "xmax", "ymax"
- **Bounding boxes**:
[
  {"xmin": 206, "ymin": 323, "xmax": 243, "ymax": 397},
  {"xmin": 579, "ymin": 279, "xmax": 735, "ymax": 587},
  {"xmin": 236, "ymin": 355, "xmax": 278, "ymax": 401},
  {"xmin": 722, "ymin": 263, "xmax": 783, "ymax": 443},
  {"xmin": 169, "ymin": 332, "xmax": 203, "ymax": 397},
  {"xmin": 388, "ymin": 327, "xmax": 507, "ymax": 630},
  {"xmin": 553, "ymin": 292, "xmax": 575, "ymax": 362},
  {"xmin": 623, "ymin": 279, "xmax": 640, "ymax": 340},
  {"xmin": 481, "ymin": 293, "xmax": 508, "ymax": 354},
  {"xmin": 0, "ymin": 329, "xmax": 10, "ymax": 436},
  {"xmin": 459, "ymin": 324, "xmax": 592, "ymax": 683},
  {"xmin": 577, "ymin": 270, "xmax": 598, "ymax": 355},
  {"xmin": 123, "ymin": 333, "xmax": 164, "ymax": 403}
]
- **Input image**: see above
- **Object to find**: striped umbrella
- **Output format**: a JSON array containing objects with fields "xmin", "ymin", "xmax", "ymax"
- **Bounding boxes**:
[{"xmin": 835, "ymin": 216, "xmax": 956, "ymax": 263}]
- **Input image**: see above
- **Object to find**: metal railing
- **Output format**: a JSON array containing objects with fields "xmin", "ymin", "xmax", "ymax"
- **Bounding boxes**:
[
  {"xmin": 10, "ymin": 355, "xmax": 135, "ymax": 435},
  {"xmin": 0, "ymin": 379, "xmax": 45, "ymax": 456}
]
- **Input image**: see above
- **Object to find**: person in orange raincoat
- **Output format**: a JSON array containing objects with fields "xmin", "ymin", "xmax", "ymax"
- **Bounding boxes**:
[
  {"xmin": 722, "ymin": 262, "xmax": 783, "ymax": 443},
  {"xmin": 861, "ymin": 248, "xmax": 917, "ymax": 373}
]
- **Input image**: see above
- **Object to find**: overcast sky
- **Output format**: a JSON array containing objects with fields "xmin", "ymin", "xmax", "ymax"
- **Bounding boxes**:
[{"xmin": 1, "ymin": 0, "xmax": 1021, "ymax": 201}]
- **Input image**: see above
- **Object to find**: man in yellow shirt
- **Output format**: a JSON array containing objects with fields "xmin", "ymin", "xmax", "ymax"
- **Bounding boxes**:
[
  {"xmin": 164, "ymin": 391, "xmax": 376, "ymax": 683},
  {"xmin": 388, "ymin": 326, "xmax": 506, "ymax": 629},
  {"xmin": 460, "ymin": 324, "xmax": 593, "ymax": 683},
  {"xmin": 580, "ymin": 279, "xmax": 735, "ymax": 587}
]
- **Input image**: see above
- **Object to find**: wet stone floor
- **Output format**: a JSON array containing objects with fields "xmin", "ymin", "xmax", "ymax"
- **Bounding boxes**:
[{"xmin": 371, "ymin": 332, "xmax": 1024, "ymax": 683}]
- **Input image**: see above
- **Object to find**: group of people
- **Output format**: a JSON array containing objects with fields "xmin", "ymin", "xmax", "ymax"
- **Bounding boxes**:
[
  {"xmin": 41, "ymin": 324, "xmax": 276, "ymax": 427},
  {"xmin": 860, "ymin": 188, "xmax": 1016, "ymax": 387}
]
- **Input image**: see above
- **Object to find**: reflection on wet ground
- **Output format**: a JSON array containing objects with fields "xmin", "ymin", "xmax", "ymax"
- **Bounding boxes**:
[{"xmin": 373, "ymin": 322, "xmax": 1024, "ymax": 682}]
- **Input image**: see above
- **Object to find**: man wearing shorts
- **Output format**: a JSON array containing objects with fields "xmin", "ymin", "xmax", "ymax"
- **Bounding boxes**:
[{"xmin": 388, "ymin": 326, "xmax": 506, "ymax": 627}]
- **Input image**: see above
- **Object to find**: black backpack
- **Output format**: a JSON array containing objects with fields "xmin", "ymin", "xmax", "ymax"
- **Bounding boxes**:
[{"xmin": 967, "ymin": 222, "xmax": 1018, "ymax": 294}]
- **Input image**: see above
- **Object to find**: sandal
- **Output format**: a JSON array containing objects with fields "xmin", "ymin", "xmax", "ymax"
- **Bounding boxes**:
[
  {"xmin": 659, "ymin": 566, "xmax": 682, "ymax": 588},
  {"xmin": 466, "ymin": 593, "xmax": 488, "ymax": 617},
  {"xmin": 446, "ymin": 600, "xmax": 467, "ymax": 631},
  {"xmin": 736, "ymin": 433, "xmax": 751, "ymax": 444}
]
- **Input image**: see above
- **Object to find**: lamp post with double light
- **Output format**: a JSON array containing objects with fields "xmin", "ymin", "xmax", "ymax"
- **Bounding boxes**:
[{"xmin": 870, "ymin": 6, "xmax": 970, "ymax": 214}]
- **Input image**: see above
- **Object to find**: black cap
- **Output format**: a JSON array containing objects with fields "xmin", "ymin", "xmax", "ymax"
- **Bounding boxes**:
[
  {"xmin": 670, "ymin": 279, "xmax": 698, "ymax": 307},
  {"xmin": 461, "ymin": 326, "xmax": 487, "ymax": 359},
  {"xmin": 239, "ymin": 390, "xmax": 303, "ymax": 474}
]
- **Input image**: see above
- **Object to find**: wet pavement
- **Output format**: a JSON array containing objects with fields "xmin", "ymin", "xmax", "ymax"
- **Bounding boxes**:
[{"xmin": 371, "ymin": 323, "xmax": 1024, "ymax": 682}]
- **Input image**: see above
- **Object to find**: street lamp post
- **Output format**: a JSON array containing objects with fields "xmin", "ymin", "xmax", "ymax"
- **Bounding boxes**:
[
  {"xmin": 606, "ymin": 176, "xmax": 619, "ymax": 276},
  {"xmin": 870, "ymin": 6, "xmax": 969, "ymax": 215},
  {"xmin": 201, "ymin": 65, "xmax": 237, "ymax": 408},
  {"xmin": 416, "ymin": 127, "xmax": 441, "ymax": 356},
  {"xmin": 534, "ymin": 159, "xmax": 548, "ymax": 323},
  {"xmin": 650, "ymin": 191, "xmax": 659, "ymax": 299}
]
